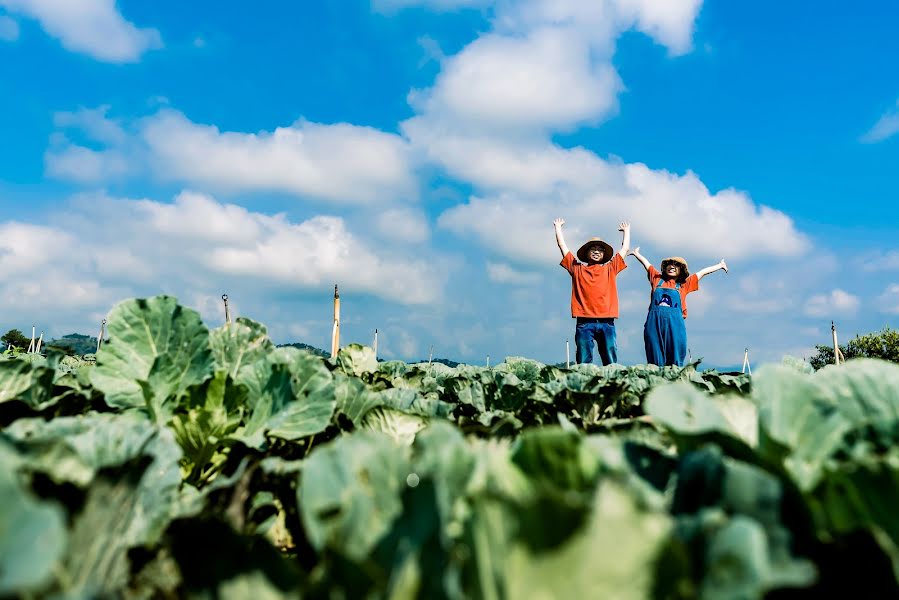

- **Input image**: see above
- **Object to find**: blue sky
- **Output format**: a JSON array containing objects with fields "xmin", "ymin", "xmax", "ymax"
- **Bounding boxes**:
[{"xmin": 1, "ymin": 0, "xmax": 897, "ymax": 367}]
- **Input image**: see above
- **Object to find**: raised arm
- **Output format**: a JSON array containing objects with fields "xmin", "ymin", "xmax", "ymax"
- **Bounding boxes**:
[
  {"xmin": 617, "ymin": 221, "xmax": 631, "ymax": 258},
  {"xmin": 629, "ymin": 246, "xmax": 652, "ymax": 273},
  {"xmin": 553, "ymin": 218, "xmax": 570, "ymax": 258},
  {"xmin": 695, "ymin": 259, "xmax": 728, "ymax": 281}
]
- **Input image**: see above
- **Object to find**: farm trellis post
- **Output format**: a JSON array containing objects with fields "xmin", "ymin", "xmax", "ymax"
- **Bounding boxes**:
[
  {"xmin": 35, "ymin": 331, "xmax": 43, "ymax": 354},
  {"xmin": 742, "ymin": 348, "xmax": 752, "ymax": 375},
  {"xmin": 831, "ymin": 321, "xmax": 845, "ymax": 365},
  {"xmin": 331, "ymin": 285, "xmax": 340, "ymax": 359},
  {"xmin": 566, "ymin": 339, "xmax": 570, "ymax": 368},
  {"xmin": 372, "ymin": 329, "xmax": 378, "ymax": 360},
  {"xmin": 96, "ymin": 319, "xmax": 106, "ymax": 353},
  {"xmin": 27, "ymin": 325, "xmax": 35, "ymax": 354},
  {"xmin": 222, "ymin": 294, "xmax": 232, "ymax": 326}
]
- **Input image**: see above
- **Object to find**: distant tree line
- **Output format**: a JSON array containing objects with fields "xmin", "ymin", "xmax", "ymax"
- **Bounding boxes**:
[{"xmin": 808, "ymin": 326, "xmax": 899, "ymax": 370}]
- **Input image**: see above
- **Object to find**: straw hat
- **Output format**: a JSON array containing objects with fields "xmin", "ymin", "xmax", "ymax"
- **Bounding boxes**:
[
  {"xmin": 576, "ymin": 238, "xmax": 614, "ymax": 264},
  {"xmin": 660, "ymin": 256, "xmax": 689, "ymax": 276}
]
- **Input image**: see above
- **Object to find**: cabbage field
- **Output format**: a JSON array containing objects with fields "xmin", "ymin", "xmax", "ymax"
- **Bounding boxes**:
[{"xmin": 2, "ymin": 295, "xmax": 899, "ymax": 599}]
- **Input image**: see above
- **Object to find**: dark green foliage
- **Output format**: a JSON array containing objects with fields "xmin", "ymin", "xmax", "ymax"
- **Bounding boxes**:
[
  {"xmin": 809, "ymin": 326, "xmax": 899, "ymax": 370},
  {"xmin": 1, "ymin": 328, "xmax": 30, "ymax": 350},
  {"xmin": 2, "ymin": 295, "xmax": 899, "ymax": 598}
]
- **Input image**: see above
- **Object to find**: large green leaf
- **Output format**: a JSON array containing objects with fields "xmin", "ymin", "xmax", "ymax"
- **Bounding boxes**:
[
  {"xmin": 90, "ymin": 296, "xmax": 214, "ymax": 417},
  {"xmin": 334, "ymin": 343, "xmax": 378, "ymax": 377},
  {"xmin": 0, "ymin": 357, "xmax": 55, "ymax": 408},
  {"xmin": 232, "ymin": 348, "xmax": 336, "ymax": 447},
  {"xmin": 209, "ymin": 317, "xmax": 275, "ymax": 380},
  {"xmin": 754, "ymin": 360, "xmax": 899, "ymax": 490},
  {"xmin": 494, "ymin": 480, "xmax": 673, "ymax": 600},
  {"xmin": 0, "ymin": 442, "xmax": 67, "ymax": 596},
  {"xmin": 299, "ymin": 431, "xmax": 410, "ymax": 561},
  {"xmin": 645, "ymin": 382, "xmax": 758, "ymax": 449},
  {"xmin": 4, "ymin": 414, "xmax": 183, "ymax": 545}
]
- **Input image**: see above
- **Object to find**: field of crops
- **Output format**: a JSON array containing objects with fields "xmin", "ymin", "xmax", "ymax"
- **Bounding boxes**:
[{"xmin": 2, "ymin": 295, "xmax": 899, "ymax": 599}]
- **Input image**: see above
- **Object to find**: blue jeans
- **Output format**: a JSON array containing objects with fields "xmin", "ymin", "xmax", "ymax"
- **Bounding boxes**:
[{"xmin": 575, "ymin": 318, "xmax": 618, "ymax": 365}]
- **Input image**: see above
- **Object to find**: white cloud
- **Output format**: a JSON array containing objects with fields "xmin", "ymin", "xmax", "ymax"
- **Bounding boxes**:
[
  {"xmin": 861, "ymin": 99, "xmax": 899, "ymax": 143},
  {"xmin": 0, "ymin": 192, "xmax": 444, "ymax": 335},
  {"xmin": 804, "ymin": 289, "xmax": 860, "ymax": 318},
  {"xmin": 410, "ymin": 28, "xmax": 623, "ymax": 133},
  {"xmin": 403, "ymin": 1, "xmax": 702, "ymax": 138},
  {"xmin": 44, "ymin": 143, "xmax": 131, "ymax": 182},
  {"xmin": 46, "ymin": 108, "xmax": 418, "ymax": 204},
  {"xmin": 374, "ymin": 208, "xmax": 430, "ymax": 243},
  {"xmin": 398, "ymin": 0, "xmax": 801, "ymax": 268},
  {"xmin": 54, "ymin": 105, "xmax": 127, "ymax": 145},
  {"xmin": 611, "ymin": 0, "xmax": 704, "ymax": 55},
  {"xmin": 486, "ymin": 261, "xmax": 542, "ymax": 285},
  {"xmin": 437, "ymin": 157, "xmax": 808, "ymax": 264},
  {"xmin": 0, "ymin": 0, "xmax": 161, "ymax": 62},
  {"xmin": 876, "ymin": 283, "xmax": 899, "ymax": 315},
  {"xmin": 0, "ymin": 14, "xmax": 18, "ymax": 40},
  {"xmin": 862, "ymin": 250, "xmax": 899, "ymax": 271}
]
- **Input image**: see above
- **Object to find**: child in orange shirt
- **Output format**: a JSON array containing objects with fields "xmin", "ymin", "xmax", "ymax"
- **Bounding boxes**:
[
  {"xmin": 629, "ymin": 248, "xmax": 727, "ymax": 366},
  {"xmin": 554, "ymin": 217, "xmax": 630, "ymax": 365}
]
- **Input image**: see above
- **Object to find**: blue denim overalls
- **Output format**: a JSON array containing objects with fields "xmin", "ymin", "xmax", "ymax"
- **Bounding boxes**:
[{"xmin": 643, "ymin": 280, "xmax": 688, "ymax": 366}]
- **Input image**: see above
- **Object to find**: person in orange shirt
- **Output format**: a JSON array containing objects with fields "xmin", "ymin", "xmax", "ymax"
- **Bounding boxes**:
[
  {"xmin": 629, "ymin": 248, "xmax": 728, "ymax": 366},
  {"xmin": 554, "ymin": 217, "xmax": 630, "ymax": 365}
]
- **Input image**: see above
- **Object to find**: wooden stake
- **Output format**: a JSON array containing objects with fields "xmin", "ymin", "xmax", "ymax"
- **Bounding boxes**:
[
  {"xmin": 486, "ymin": 355, "xmax": 490, "ymax": 368},
  {"xmin": 36, "ymin": 332, "xmax": 43, "ymax": 354},
  {"xmin": 831, "ymin": 321, "xmax": 844, "ymax": 365},
  {"xmin": 566, "ymin": 339, "xmax": 570, "ymax": 368},
  {"xmin": 742, "ymin": 348, "xmax": 751, "ymax": 375},
  {"xmin": 428, "ymin": 345, "xmax": 433, "ymax": 365},
  {"xmin": 27, "ymin": 325, "xmax": 35, "ymax": 354},
  {"xmin": 96, "ymin": 319, "xmax": 106, "ymax": 353},
  {"xmin": 222, "ymin": 294, "xmax": 232, "ymax": 326},
  {"xmin": 373, "ymin": 329, "xmax": 379, "ymax": 359},
  {"xmin": 330, "ymin": 285, "xmax": 340, "ymax": 359}
]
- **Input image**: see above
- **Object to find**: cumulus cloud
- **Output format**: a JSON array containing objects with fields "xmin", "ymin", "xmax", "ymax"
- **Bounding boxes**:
[
  {"xmin": 804, "ymin": 289, "xmax": 860, "ymax": 318},
  {"xmin": 404, "ymin": 0, "xmax": 702, "ymax": 138},
  {"xmin": 486, "ymin": 261, "xmax": 542, "ymax": 285},
  {"xmin": 861, "ymin": 99, "xmax": 899, "ymax": 143},
  {"xmin": 438, "ymin": 158, "xmax": 808, "ymax": 264},
  {"xmin": 0, "ymin": 14, "xmax": 18, "ymax": 40},
  {"xmin": 409, "ymin": 28, "xmax": 623, "ymax": 133},
  {"xmin": 0, "ymin": 0, "xmax": 161, "ymax": 62},
  {"xmin": 46, "ymin": 108, "xmax": 418, "ymax": 204},
  {"xmin": 876, "ymin": 283, "xmax": 899, "ymax": 315},
  {"xmin": 374, "ymin": 208, "xmax": 431, "ymax": 243},
  {"xmin": 0, "ymin": 192, "xmax": 444, "ymax": 337},
  {"xmin": 862, "ymin": 249, "xmax": 899, "ymax": 271}
]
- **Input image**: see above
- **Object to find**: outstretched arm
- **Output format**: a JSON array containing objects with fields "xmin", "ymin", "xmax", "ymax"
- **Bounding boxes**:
[
  {"xmin": 553, "ymin": 218, "xmax": 570, "ymax": 258},
  {"xmin": 696, "ymin": 259, "xmax": 728, "ymax": 281},
  {"xmin": 629, "ymin": 247, "xmax": 652, "ymax": 272},
  {"xmin": 617, "ymin": 221, "xmax": 631, "ymax": 258}
]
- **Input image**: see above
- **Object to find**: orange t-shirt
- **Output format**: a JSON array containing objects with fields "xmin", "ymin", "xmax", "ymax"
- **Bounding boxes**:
[
  {"xmin": 560, "ymin": 252, "xmax": 627, "ymax": 318},
  {"xmin": 647, "ymin": 266, "xmax": 700, "ymax": 319}
]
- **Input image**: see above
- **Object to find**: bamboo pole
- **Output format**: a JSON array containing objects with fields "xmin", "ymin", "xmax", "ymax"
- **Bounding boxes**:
[
  {"xmin": 373, "ymin": 329, "xmax": 378, "ymax": 359},
  {"xmin": 222, "ymin": 294, "xmax": 232, "ymax": 326},
  {"xmin": 486, "ymin": 355, "xmax": 490, "ymax": 368},
  {"xmin": 742, "ymin": 348, "xmax": 751, "ymax": 375},
  {"xmin": 831, "ymin": 321, "xmax": 844, "ymax": 365},
  {"xmin": 330, "ymin": 285, "xmax": 340, "ymax": 359},
  {"xmin": 96, "ymin": 319, "xmax": 106, "ymax": 353},
  {"xmin": 36, "ymin": 332, "xmax": 43, "ymax": 354},
  {"xmin": 566, "ymin": 339, "xmax": 570, "ymax": 368},
  {"xmin": 27, "ymin": 325, "xmax": 35, "ymax": 354},
  {"xmin": 428, "ymin": 345, "xmax": 433, "ymax": 365}
]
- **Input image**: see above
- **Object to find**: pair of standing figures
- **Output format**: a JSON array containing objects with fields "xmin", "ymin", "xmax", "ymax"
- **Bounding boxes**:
[{"xmin": 554, "ymin": 218, "xmax": 728, "ymax": 367}]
